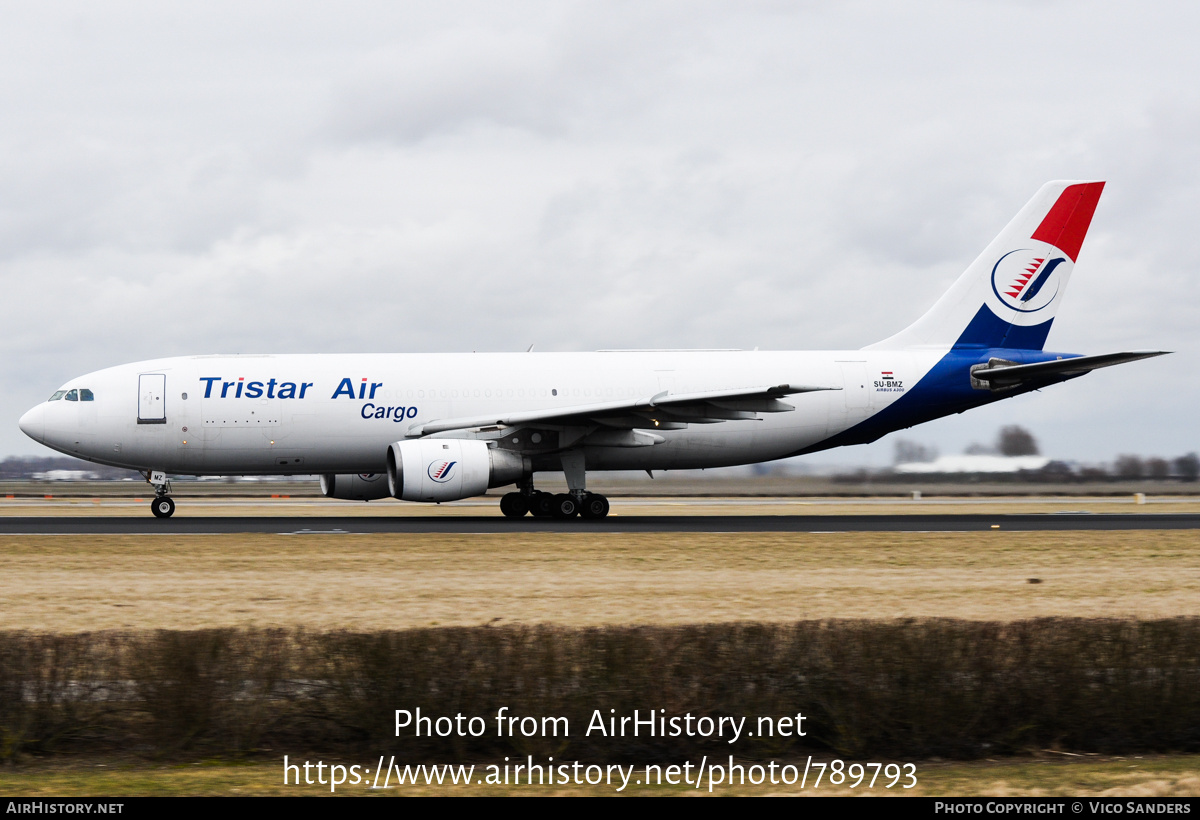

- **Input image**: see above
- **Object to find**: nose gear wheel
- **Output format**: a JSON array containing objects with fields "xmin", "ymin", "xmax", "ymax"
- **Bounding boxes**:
[{"xmin": 151, "ymin": 496, "xmax": 176, "ymax": 518}]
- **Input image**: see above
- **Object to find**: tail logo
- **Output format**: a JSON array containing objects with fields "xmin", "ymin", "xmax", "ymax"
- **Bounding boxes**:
[
  {"xmin": 990, "ymin": 249, "xmax": 1067, "ymax": 314},
  {"xmin": 427, "ymin": 461, "xmax": 457, "ymax": 483}
]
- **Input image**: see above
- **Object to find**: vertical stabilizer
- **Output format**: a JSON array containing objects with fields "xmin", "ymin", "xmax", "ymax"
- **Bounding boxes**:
[{"xmin": 867, "ymin": 181, "xmax": 1105, "ymax": 351}]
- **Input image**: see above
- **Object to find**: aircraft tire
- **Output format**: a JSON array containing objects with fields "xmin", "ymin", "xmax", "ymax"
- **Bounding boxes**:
[
  {"xmin": 529, "ymin": 491, "xmax": 555, "ymax": 518},
  {"xmin": 151, "ymin": 496, "xmax": 176, "ymax": 519},
  {"xmin": 551, "ymin": 493, "xmax": 579, "ymax": 519},
  {"xmin": 499, "ymin": 492, "xmax": 529, "ymax": 518},
  {"xmin": 580, "ymin": 493, "xmax": 610, "ymax": 519}
]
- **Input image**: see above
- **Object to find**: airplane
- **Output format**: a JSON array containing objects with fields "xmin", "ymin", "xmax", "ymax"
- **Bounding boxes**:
[{"xmin": 17, "ymin": 180, "xmax": 1167, "ymax": 519}]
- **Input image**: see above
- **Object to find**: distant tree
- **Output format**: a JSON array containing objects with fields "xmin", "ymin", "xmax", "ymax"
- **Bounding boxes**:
[
  {"xmin": 964, "ymin": 442, "xmax": 995, "ymax": 455},
  {"xmin": 1113, "ymin": 455, "xmax": 1145, "ymax": 479},
  {"xmin": 997, "ymin": 425, "xmax": 1039, "ymax": 457},
  {"xmin": 1038, "ymin": 461, "xmax": 1075, "ymax": 481},
  {"xmin": 1145, "ymin": 458, "xmax": 1170, "ymax": 480},
  {"xmin": 1174, "ymin": 453, "xmax": 1200, "ymax": 482},
  {"xmin": 894, "ymin": 440, "xmax": 937, "ymax": 464}
]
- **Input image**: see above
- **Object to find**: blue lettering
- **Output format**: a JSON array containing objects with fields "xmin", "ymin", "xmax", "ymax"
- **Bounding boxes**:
[
  {"xmin": 370, "ymin": 382, "xmax": 383, "ymax": 399},
  {"xmin": 356, "ymin": 403, "xmax": 419, "ymax": 422},
  {"xmin": 332, "ymin": 378, "xmax": 356, "ymax": 399},
  {"xmin": 359, "ymin": 379, "xmax": 368, "ymax": 399},
  {"xmin": 205, "ymin": 377, "xmax": 313, "ymax": 400}
]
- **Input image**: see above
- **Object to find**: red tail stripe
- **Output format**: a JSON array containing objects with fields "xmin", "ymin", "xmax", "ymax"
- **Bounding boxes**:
[{"xmin": 1031, "ymin": 181, "xmax": 1105, "ymax": 262}]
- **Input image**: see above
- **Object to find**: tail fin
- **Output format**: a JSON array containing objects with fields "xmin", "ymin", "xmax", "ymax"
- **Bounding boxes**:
[{"xmin": 867, "ymin": 180, "xmax": 1105, "ymax": 351}]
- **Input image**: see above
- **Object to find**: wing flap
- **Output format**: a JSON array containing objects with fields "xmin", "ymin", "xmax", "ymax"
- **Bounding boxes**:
[{"xmin": 411, "ymin": 383, "xmax": 838, "ymax": 437}]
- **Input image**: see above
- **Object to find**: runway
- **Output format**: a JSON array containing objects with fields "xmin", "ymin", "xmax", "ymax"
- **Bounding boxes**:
[{"xmin": 3, "ymin": 513, "xmax": 1199, "ymax": 534}]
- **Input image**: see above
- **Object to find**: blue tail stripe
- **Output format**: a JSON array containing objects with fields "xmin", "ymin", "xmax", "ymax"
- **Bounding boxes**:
[
  {"xmin": 790, "ymin": 346, "xmax": 1079, "ymax": 456},
  {"xmin": 952, "ymin": 305, "xmax": 1053, "ymax": 350}
]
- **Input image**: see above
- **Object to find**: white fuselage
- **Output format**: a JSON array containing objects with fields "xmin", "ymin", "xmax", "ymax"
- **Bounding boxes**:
[{"xmin": 21, "ymin": 349, "xmax": 938, "ymax": 476}]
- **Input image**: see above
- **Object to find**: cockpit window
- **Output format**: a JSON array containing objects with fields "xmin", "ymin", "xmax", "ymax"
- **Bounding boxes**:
[
  {"xmin": 80, "ymin": 389, "xmax": 94, "ymax": 401},
  {"xmin": 65, "ymin": 389, "xmax": 79, "ymax": 401},
  {"xmin": 48, "ymin": 391, "xmax": 66, "ymax": 401}
]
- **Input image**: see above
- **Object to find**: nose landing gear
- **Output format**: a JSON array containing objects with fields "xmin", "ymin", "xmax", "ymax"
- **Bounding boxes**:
[{"xmin": 145, "ymin": 470, "xmax": 175, "ymax": 518}]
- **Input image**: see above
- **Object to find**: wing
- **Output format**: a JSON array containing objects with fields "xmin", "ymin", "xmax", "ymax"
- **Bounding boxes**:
[
  {"xmin": 970, "ymin": 350, "xmax": 1169, "ymax": 390},
  {"xmin": 409, "ymin": 383, "xmax": 838, "ymax": 448}
]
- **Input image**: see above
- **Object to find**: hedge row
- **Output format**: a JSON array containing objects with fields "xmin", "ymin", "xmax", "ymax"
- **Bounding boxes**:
[{"xmin": 1, "ymin": 619, "xmax": 1198, "ymax": 761}]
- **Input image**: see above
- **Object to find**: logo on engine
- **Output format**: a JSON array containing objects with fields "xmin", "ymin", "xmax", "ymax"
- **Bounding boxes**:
[
  {"xmin": 427, "ymin": 461, "xmax": 457, "ymax": 483},
  {"xmin": 990, "ymin": 249, "xmax": 1067, "ymax": 313}
]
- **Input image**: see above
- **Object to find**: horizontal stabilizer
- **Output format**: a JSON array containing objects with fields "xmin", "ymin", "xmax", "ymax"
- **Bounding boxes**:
[{"xmin": 971, "ymin": 350, "xmax": 1168, "ymax": 390}]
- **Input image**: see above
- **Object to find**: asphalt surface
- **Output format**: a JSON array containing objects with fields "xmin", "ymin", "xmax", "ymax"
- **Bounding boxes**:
[{"xmin": 2, "ymin": 513, "xmax": 1199, "ymax": 534}]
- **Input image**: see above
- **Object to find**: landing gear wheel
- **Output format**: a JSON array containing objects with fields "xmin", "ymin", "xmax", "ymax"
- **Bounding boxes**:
[
  {"xmin": 551, "ymin": 493, "xmax": 579, "ymax": 519},
  {"xmin": 529, "ymin": 491, "xmax": 555, "ymax": 518},
  {"xmin": 151, "ymin": 496, "xmax": 175, "ymax": 519},
  {"xmin": 580, "ymin": 493, "xmax": 610, "ymax": 519},
  {"xmin": 499, "ymin": 492, "xmax": 529, "ymax": 518}
]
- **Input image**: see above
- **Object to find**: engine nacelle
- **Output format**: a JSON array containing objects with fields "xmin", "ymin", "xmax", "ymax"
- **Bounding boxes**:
[
  {"xmin": 319, "ymin": 472, "xmax": 392, "ymax": 501},
  {"xmin": 386, "ymin": 439, "xmax": 526, "ymax": 502}
]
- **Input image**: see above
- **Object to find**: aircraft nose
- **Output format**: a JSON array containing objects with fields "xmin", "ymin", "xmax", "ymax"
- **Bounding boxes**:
[{"xmin": 18, "ymin": 404, "xmax": 45, "ymax": 443}]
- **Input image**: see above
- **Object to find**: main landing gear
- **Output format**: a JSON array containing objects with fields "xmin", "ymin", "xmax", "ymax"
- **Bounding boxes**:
[
  {"xmin": 500, "ymin": 457, "xmax": 610, "ymax": 520},
  {"xmin": 500, "ymin": 489, "xmax": 610, "ymax": 519},
  {"xmin": 146, "ymin": 470, "xmax": 175, "ymax": 518}
]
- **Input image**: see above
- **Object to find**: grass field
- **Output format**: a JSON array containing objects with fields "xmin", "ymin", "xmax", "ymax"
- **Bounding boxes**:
[
  {"xmin": 2, "ymin": 507, "xmax": 1197, "ymax": 797},
  {"xmin": 0, "ymin": 529, "xmax": 1197, "ymax": 630},
  {"xmin": 1, "ymin": 755, "xmax": 1198, "ymax": 796}
]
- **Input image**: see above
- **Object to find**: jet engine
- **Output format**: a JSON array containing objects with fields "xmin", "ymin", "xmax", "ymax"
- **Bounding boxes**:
[
  {"xmin": 319, "ymin": 472, "xmax": 393, "ymax": 501},
  {"xmin": 387, "ymin": 439, "xmax": 526, "ymax": 502}
]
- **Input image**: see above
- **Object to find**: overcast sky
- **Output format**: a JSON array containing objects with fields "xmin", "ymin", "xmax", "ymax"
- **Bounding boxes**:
[{"xmin": 2, "ymin": 2, "xmax": 1195, "ymax": 466}]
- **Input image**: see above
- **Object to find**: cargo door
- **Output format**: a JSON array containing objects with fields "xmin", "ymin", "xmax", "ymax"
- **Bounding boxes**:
[{"xmin": 200, "ymin": 381, "xmax": 280, "ymax": 470}]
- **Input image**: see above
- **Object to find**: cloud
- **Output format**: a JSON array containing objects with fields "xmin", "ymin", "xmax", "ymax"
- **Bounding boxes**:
[{"xmin": 2, "ymin": 2, "xmax": 1197, "ymax": 462}]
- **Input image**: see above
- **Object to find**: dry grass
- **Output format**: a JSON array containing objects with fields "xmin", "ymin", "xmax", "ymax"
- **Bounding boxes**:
[
  {"xmin": 2, "ymin": 755, "xmax": 1198, "ymax": 796},
  {"xmin": 1, "ymin": 530, "xmax": 1198, "ymax": 631}
]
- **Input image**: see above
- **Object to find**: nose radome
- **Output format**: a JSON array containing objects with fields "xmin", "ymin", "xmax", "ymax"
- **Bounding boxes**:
[{"xmin": 18, "ymin": 404, "xmax": 45, "ymax": 443}]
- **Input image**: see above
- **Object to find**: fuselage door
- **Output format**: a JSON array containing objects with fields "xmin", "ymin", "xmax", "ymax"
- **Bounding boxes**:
[
  {"xmin": 138, "ymin": 374, "xmax": 167, "ymax": 424},
  {"xmin": 837, "ymin": 361, "xmax": 872, "ymax": 416}
]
